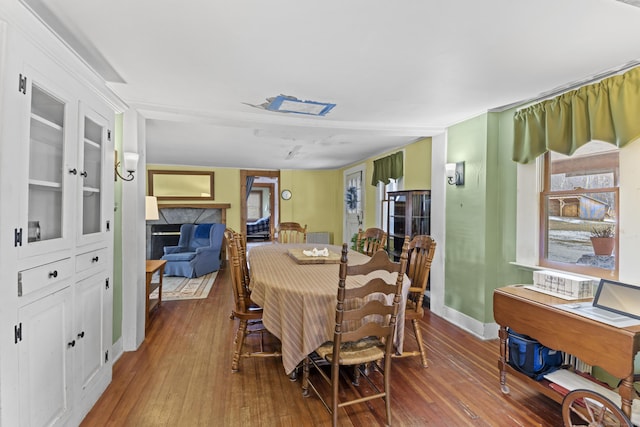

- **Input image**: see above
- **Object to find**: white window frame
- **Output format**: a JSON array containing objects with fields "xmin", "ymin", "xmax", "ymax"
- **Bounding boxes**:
[{"xmin": 515, "ymin": 140, "xmax": 640, "ymax": 283}]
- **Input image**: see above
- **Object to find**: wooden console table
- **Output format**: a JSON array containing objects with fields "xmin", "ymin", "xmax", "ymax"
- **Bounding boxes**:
[
  {"xmin": 494, "ymin": 285, "xmax": 640, "ymax": 419},
  {"xmin": 145, "ymin": 260, "xmax": 167, "ymax": 330}
]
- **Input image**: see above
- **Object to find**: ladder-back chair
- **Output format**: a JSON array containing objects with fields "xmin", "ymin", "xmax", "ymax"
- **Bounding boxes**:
[
  {"xmin": 225, "ymin": 228, "xmax": 280, "ymax": 372},
  {"xmin": 276, "ymin": 222, "xmax": 307, "ymax": 243},
  {"xmin": 301, "ymin": 237, "xmax": 409, "ymax": 426},
  {"xmin": 355, "ymin": 227, "xmax": 387, "ymax": 256},
  {"xmin": 392, "ymin": 235, "xmax": 436, "ymax": 367}
]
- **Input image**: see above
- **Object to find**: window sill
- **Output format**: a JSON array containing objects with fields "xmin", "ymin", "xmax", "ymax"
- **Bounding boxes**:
[{"xmin": 509, "ymin": 261, "xmax": 601, "ymax": 281}]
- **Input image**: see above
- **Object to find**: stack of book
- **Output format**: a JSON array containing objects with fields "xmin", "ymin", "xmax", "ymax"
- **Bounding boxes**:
[{"xmin": 532, "ymin": 270, "xmax": 595, "ymax": 299}]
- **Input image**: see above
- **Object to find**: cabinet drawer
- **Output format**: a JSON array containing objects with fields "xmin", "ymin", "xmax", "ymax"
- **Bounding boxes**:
[
  {"xmin": 76, "ymin": 248, "xmax": 107, "ymax": 273},
  {"xmin": 18, "ymin": 258, "xmax": 73, "ymax": 297}
]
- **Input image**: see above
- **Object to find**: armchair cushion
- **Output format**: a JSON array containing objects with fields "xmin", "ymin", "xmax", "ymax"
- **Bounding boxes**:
[{"xmin": 161, "ymin": 223, "xmax": 225, "ymax": 278}]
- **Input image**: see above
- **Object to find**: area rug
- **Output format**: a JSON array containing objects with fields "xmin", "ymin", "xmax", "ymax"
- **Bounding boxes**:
[{"xmin": 150, "ymin": 272, "xmax": 217, "ymax": 301}]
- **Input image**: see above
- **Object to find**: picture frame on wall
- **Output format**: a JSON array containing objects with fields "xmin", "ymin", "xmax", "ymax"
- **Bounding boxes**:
[{"xmin": 148, "ymin": 170, "xmax": 215, "ymax": 200}]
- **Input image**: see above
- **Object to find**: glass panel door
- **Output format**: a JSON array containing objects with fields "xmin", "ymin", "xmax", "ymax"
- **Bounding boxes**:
[
  {"xmin": 28, "ymin": 85, "xmax": 65, "ymax": 243},
  {"xmin": 78, "ymin": 105, "xmax": 108, "ymax": 245},
  {"xmin": 81, "ymin": 116, "xmax": 103, "ymax": 236}
]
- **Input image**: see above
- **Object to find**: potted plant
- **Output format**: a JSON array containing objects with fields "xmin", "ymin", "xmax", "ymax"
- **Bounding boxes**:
[{"xmin": 590, "ymin": 225, "xmax": 615, "ymax": 256}]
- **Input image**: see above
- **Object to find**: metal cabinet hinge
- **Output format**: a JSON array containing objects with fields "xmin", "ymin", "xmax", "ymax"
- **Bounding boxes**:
[
  {"xmin": 18, "ymin": 272, "xmax": 23, "ymax": 297},
  {"xmin": 14, "ymin": 228, "xmax": 22, "ymax": 247},
  {"xmin": 105, "ymin": 350, "xmax": 109, "ymax": 363},
  {"xmin": 106, "ymin": 220, "xmax": 110, "ymax": 232},
  {"xmin": 107, "ymin": 130, "xmax": 111, "ymax": 141},
  {"xmin": 14, "ymin": 323, "xmax": 22, "ymax": 343},
  {"xmin": 18, "ymin": 74, "xmax": 27, "ymax": 94},
  {"xmin": 105, "ymin": 278, "xmax": 110, "ymax": 289}
]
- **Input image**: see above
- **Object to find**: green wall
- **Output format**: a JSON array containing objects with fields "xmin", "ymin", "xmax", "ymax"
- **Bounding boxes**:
[{"xmin": 445, "ymin": 112, "xmax": 531, "ymax": 323}]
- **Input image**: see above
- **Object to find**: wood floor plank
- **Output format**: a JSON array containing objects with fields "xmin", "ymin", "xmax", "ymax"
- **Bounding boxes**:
[{"xmin": 82, "ymin": 263, "xmax": 565, "ymax": 426}]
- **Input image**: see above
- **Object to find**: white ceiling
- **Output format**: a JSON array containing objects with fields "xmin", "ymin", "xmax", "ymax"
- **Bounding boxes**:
[{"xmin": 24, "ymin": 0, "xmax": 640, "ymax": 169}]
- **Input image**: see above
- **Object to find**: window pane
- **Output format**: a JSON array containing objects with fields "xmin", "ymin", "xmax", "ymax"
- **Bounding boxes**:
[
  {"xmin": 542, "ymin": 141, "xmax": 619, "ymax": 276},
  {"xmin": 543, "ymin": 191, "xmax": 616, "ymax": 271}
]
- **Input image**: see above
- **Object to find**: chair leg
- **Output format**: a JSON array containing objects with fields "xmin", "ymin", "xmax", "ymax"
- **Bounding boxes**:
[
  {"xmin": 352, "ymin": 365, "xmax": 361, "ymax": 386},
  {"xmin": 301, "ymin": 357, "xmax": 310, "ymax": 396},
  {"xmin": 412, "ymin": 318, "xmax": 428, "ymax": 368},
  {"xmin": 232, "ymin": 319, "xmax": 248, "ymax": 372},
  {"xmin": 331, "ymin": 362, "xmax": 340, "ymax": 427},
  {"xmin": 384, "ymin": 354, "xmax": 392, "ymax": 426}
]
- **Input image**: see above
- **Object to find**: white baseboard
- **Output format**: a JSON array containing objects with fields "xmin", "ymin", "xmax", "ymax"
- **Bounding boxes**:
[
  {"xmin": 111, "ymin": 337, "xmax": 124, "ymax": 363},
  {"xmin": 440, "ymin": 306, "xmax": 499, "ymax": 340}
]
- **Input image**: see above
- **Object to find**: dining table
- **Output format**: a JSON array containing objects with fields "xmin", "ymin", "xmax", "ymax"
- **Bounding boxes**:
[{"xmin": 248, "ymin": 243, "xmax": 410, "ymax": 375}]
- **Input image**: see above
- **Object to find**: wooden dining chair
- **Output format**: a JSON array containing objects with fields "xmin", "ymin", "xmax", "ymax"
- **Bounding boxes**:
[
  {"xmin": 225, "ymin": 228, "xmax": 251, "ymax": 319},
  {"xmin": 276, "ymin": 222, "xmax": 307, "ymax": 243},
  {"xmin": 301, "ymin": 237, "xmax": 409, "ymax": 427},
  {"xmin": 225, "ymin": 228, "xmax": 281, "ymax": 372},
  {"xmin": 355, "ymin": 227, "xmax": 388, "ymax": 256},
  {"xmin": 393, "ymin": 235, "xmax": 436, "ymax": 367}
]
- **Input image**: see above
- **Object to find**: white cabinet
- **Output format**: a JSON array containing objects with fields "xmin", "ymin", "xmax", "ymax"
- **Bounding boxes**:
[
  {"xmin": 17, "ymin": 287, "xmax": 73, "ymax": 427},
  {"xmin": 74, "ymin": 273, "xmax": 110, "ymax": 398},
  {"xmin": 0, "ymin": 21, "xmax": 116, "ymax": 427}
]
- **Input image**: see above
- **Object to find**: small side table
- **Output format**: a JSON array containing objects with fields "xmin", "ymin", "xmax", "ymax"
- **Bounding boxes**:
[{"xmin": 145, "ymin": 259, "xmax": 167, "ymax": 330}]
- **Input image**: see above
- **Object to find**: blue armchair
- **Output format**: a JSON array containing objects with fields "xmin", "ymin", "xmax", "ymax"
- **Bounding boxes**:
[{"xmin": 161, "ymin": 223, "xmax": 225, "ymax": 278}]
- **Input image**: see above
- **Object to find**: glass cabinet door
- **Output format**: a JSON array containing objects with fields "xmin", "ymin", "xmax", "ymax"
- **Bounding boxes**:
[
  {"xmin": 387, "ymin": 192, "xmax": 407, "ymax": 260},
  {"xmin": 27, "ymin": 84, "xmax": 66, "ymax": 244},
  {"xmin": 386, "ymin": 190, "xmax": 431, "ymax": 260},
  {"xmin": 78, "ymin": 105, "xmax": 108, "ymax": 244}
]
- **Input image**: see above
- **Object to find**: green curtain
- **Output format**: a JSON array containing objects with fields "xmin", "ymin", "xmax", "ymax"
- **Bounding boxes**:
[
  {"xmin": 513, "ymin": 66, "xmax": 640, "ymax": 164},
  {"xmin": 371, "ymin": 151, "xmax": 403, "ymax": 186}
]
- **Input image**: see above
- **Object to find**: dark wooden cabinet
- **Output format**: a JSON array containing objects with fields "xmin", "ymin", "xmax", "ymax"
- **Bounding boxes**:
[{"xmin": 386, "ymin": 190, "xmax": 431, "ymax": 260}]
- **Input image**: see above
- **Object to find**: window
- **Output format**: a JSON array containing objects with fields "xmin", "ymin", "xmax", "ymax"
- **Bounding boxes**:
[
  {"xmin": 540, "ymin": 141, "xmax": 619, "ymax": 278},
  {"xmin": 378, "ymin": 178, "xmax": 402, "ymax": 232}
]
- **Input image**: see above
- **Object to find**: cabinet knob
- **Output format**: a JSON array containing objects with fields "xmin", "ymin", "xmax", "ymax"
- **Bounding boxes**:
[
  {"xmin": 80, "ymin": 171, "xmax": 88, "ymax": 178},
  {"xmin": 67, "ymin": 340, "xmax": 76, "ymax": 348},
  {"xmin": 92, "ymin": 256, "xmax": 99, "ymax": 263},
  {"xmin": 48, "ymin": 270, "xmax": 58, "ymax": 278},
  {"xmin": 77, "ymin": 331, "xmax": 85, "ymax": 339},
  {"xmin": 68, "ymin": 168, "xmax": 77, "ymax": 175}
]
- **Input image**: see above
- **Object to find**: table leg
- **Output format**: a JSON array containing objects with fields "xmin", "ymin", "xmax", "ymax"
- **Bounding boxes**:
[
  {"xmin": 158, "ymin": 265, "xmax": 164, "ymax": 308},
  {"xmin": 498, "ymin": 325, "xmax": 510, "ymax": 394},
  {"xmin": 619, "ymin": 374, "xmax": 634, "ymax": 419}
]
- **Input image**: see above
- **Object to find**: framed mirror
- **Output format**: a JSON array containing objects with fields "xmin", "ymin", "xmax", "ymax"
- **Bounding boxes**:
[{"xmin": 148, "ymin": 170, "xmax": 215, "ymax": 200}]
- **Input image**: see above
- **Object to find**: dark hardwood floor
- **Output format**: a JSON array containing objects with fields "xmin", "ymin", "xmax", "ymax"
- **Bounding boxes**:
[{"xmin": 81, "ymin": 263, "xmax": 564, "ymax": 426}]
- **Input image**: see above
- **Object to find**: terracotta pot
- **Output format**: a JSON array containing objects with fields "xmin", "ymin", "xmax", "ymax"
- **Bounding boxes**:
[{"xmin": 590, "ymin": 237, "xmax": 615, "ymax": 256}]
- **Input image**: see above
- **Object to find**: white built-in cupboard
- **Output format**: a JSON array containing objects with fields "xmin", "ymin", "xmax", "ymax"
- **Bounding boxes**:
[{"xmin": 0, "ymin": 12, "xmax": 119, "ymax": 427}]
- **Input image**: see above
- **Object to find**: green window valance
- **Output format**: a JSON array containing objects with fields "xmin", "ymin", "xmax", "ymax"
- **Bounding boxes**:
[
  {"xmin": 371, "ymin": 151, "xmax": 403, "ymax": 186},
  {"xmin": 513, "ymin": 66, "xmax": 640, "ymax": 164}
]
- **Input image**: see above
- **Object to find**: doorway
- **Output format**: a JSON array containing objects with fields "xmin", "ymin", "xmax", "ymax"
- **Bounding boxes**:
[{"xmin": 240, "ymin": 170, "xmax": 280, "ymax": 241}]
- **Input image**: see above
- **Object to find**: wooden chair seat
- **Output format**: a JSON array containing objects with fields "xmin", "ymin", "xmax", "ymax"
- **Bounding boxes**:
[{"xmin": 315, "ymin": 337, "xmax": 385, "ymax": 365}]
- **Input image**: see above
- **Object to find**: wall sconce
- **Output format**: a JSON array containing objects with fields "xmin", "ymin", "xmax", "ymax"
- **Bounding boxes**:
[
  {"xmin": 445, "ymin": 161, "xmax": 465, "ymax": 186},
  {"xmin": 145, "ymin": 196, "xmax": 159, "ymax": 220},
  {"xmin": 114, "ymin": 150, "xmax": 139, "ymax": 182}
]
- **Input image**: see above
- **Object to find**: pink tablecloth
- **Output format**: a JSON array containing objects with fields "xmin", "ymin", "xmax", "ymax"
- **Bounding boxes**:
[{"xmin": 248, "ymin": 243, "xmax": 409, "ymax": 374}]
